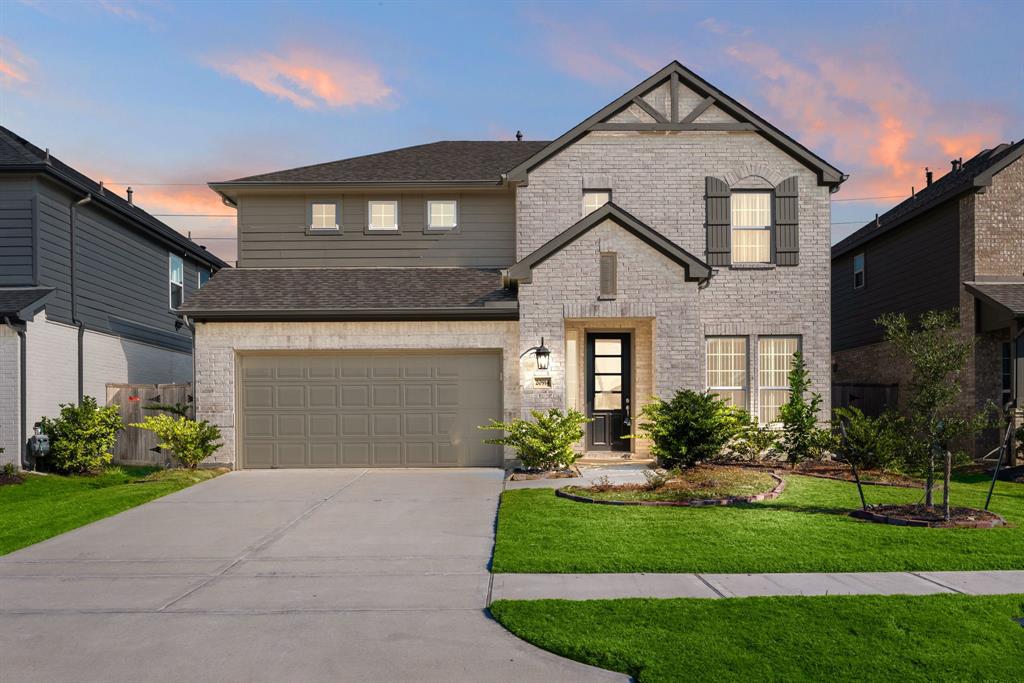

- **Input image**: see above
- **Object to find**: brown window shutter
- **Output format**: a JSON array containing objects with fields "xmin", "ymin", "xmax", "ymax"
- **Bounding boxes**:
[
  {"xmin": 600, "ymin": 252, "xmax": 617, "ymax": 298},
  {"xmin": 774, "ymin": 176, "xmax": 799, "ymax": 266},
  {"xmin": 705, "ymin": 177, "xmax": 731, "ymax": 266}
]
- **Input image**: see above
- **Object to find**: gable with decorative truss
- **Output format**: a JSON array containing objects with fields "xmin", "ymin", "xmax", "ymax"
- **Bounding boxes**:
[{"xmin": 506, "ymin": 61, "xmax": 845, "ymax": 187}]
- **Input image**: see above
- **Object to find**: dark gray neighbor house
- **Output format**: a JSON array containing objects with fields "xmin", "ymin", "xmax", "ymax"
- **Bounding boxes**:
[
  {"xmin": 182, "ymin": 60, "xmax": 845, "ymax": 470},
  {"xmin": 0, "ymin": 126, "xmax": 229, "ymax": 469},
  {"xmin": 831, "ymin": 139, "xmax": 1024, "ymax": 456}
]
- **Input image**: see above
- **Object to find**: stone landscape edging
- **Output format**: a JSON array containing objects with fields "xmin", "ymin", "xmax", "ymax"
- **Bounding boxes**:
[
  {"xmin": 555, "ymin": 473, "xmax": 785, "ymax": 507},
  {"xmin": 850, "ymin": 507, "xmax": 1007, "ymax": 529}
]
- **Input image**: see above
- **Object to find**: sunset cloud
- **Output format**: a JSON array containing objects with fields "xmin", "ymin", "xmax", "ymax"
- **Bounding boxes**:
[
  {"xmin": 0, "ymin": 37, "xmax": 32, "ymax": 86},
  {"xmin": 721, "ymin": 39, "xmax": 1008, "ymax": 197},
  {"xmin": 208, "ymin": 48, "xmax": 393, "ymax": 110}
]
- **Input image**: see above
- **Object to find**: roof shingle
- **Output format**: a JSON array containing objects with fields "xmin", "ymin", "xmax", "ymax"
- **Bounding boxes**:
[
  {"xmin": 217, "ymin": 141, "xmax": 550, "ymax": 184},
  {"xmin": 0, "ymin": 287, "xmax": 54, "ymax": 321},
  {"xmin": 179, "ymin": 268, "xmax": 516, "ymax": 320}
]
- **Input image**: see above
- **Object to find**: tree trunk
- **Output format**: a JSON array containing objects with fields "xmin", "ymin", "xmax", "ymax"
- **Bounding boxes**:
[
  {"xmin": 925, "ymin": 466, "xmax": 934, "ymax": 508},
  {"xmin": 943, "ymin": 449, "xmax": 952, "ymax": 522},
  {"xmin": 851, "ymin": 463, "xmax": 868, "ymax": 511}
]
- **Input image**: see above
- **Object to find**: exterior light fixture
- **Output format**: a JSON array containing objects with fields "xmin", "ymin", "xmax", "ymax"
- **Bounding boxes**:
[{"xmin": 535, "ymin": 337, "xmax": 550, "ymax": 371}]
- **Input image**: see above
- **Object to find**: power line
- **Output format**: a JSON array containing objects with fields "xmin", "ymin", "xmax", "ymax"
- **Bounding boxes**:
[
  {"xmin": 832, "ymin": 194, "xmax": 905, "ymax": 202},
  {"xmin": 151, "ymin": 213, "xmax": 235, "ymax": 217}
]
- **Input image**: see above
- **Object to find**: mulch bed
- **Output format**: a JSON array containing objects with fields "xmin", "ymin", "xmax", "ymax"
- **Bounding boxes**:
[
  {"xmin": 996, "ymin": 465, "xmax": 1024, "ymax": 483},
  {"xmin": 0, "ymin": 472, "xmax": 25, "ymax": 486},
  {"xmin": 851, "ymin": 504, "xmax": 1007, "ymax": 529},
  {"xmin": 556, "ymin": 472, "xmax": 785, "ymax": 507},
  {"xmin": 508, "ymin": 466, "xmax": 581, "ymax": 481}
]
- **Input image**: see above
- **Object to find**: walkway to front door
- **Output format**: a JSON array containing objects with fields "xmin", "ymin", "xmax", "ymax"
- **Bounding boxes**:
[{"xmin": 586, "ymin": 332, "xmax": 631, "ymax": 452}]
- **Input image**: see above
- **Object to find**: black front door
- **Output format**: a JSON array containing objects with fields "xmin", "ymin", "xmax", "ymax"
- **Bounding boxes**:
[{"xmin": 586, "ymin": 333, "xmax": 631, "ymax": 451}]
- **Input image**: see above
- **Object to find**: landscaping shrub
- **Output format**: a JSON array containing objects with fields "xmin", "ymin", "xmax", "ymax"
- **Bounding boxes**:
[
  {"xmin": 832, "ymin": 406, "xmax": 904, "ymax": 509},
  {"xmin": 38, "ymin": 396, "xmax": 124, "ymax": 474},
  {"xmin": 634, "ymin": 390, "xmax": 744, "ymax": 469},
  {"xmin": 777, "ymin": 351, "xmax": 833, "ymax": 466},
  {"xmin": 131, "ymin": 414, "xmax": 223, "ymax": 470},
  {"xmin": 728, "ymin": 415, "xmax": 781, "ymax": 463},
  {"xmin": 480, "ymin": 409, "xmax": 590, "ymax": 470}
]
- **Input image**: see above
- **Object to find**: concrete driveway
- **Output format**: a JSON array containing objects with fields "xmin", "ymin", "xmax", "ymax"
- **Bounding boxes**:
[{"xmin": 0, "ymin": 469, "xmax": 624, "ymax": 683}]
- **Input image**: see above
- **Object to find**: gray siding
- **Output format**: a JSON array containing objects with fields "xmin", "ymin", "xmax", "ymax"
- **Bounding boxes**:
[
  {"xmin": 237, "ymin": 190, "xmax": 516, "ymax": 268},
  {"xmin": 831, "ymin": 201, "xmax": 960, "ymax": 351},
  {"xmin": 0, "ymin": 177, "xmax": 36, "ymax": 285},
  {"xmin": 34, "ymin": 178, "xmax": 200, "ymax": 352}
]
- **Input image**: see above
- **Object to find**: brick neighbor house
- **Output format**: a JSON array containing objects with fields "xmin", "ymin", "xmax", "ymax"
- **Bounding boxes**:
[
  {"xmin": 181, "ymin": 61, "xmax": 845, "ymax": 469},
  {"xmin": 831, "ymin": 139, "xmax": 1024, "ymax": 458}
]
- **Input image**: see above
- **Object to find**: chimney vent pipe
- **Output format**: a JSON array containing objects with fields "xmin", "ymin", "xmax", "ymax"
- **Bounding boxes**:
[
  {"xmin": 126, "ymin": 187, "xmax": 133, "ymax": 205},
  {"xmin": 925, "ymin": 168, "xmax": 933, "ymax": 186}
]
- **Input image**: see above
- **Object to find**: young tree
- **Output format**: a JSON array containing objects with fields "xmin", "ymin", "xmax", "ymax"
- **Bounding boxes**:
[
  {"xmin": 777, "ymin": 351, "xmax": 831, "ymax": 466},
  {"xmin": 877, "ymin": 309, "xmax": 988, "ymax": 519}
]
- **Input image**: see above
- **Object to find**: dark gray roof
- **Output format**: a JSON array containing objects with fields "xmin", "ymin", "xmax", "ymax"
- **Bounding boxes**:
[
  {"xmin": 217, "ymin": 141, "xmax": 550, "ymax": 185},
  {"xmin": 964, "ymin": 282, "xmax": 1024, "ymax": 317},
  {"xmin": 179, "ymin": 268, "xmax": 517, "ymax": 321},
  {"xmin": 833, "ymin": 139, "xmax": 1024, "ymax": 259},
  {"xmin": 508, "ymin": 202, "xmax": 710, "ymax": 283},
  {"xmin": 0, "ymin": 287, "xmax": 54, "ymax": 322},
  {"xmin": 0, "ymin": 126, "xmax": 229, "ymax": 270}
]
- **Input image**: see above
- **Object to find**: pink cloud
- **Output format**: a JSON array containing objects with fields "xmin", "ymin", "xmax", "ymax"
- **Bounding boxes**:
[
  {"xmin": 208, "ymin": 48, "xmax": 393, "ymax": 110},
  {"xmin": 723, "ymin": 42, "xmax": 1009, "ymax": 197},
  {"xmin": 0, "ymin": 37, "xmax": 32, "ymax": 86}
]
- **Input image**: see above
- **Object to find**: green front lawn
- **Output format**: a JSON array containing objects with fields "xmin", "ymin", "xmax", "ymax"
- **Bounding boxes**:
[
  {"xmin": 0, "ymin": 466, "xmax": 223, "ymax": 556},
  {"xmin": 494, "ymin": 473, "xmax": 1024, "ymax": 573},
  {"xmin": 490, "ymin": 594, "xmax": 1024, "ymax": 682}
]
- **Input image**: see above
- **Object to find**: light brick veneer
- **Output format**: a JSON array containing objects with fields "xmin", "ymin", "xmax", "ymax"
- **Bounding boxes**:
[
  {"xmin": 0, "ymin": 325, "xmax": 19, "ymax": 467},
  {"xmin": 516, "ymin": 131, "xmax": 833, "ymax": 424},
  {"xmin": 194, "ymin": 321, "xmax": 520, "ymax": 467}
]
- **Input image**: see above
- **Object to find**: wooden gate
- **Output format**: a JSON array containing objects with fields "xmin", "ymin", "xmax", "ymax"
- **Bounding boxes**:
[{"xmin": 106, "ymin": 383, "xmax": 192, "ymax": 465}]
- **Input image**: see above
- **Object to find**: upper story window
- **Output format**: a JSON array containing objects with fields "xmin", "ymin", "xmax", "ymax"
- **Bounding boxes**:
[
  {"xmin": 853, "ymin": 253, "xmax": 865, "ymax": 289},
  {"xmin": 310, "ymin": 201, "xmax": 340, "ymax": 231},
  {"xmin": 169, "ymin": 254, "xmax": 184, "ymax": 309},
  {"xmin": 368, "ymin": 200, "xmax": 399, "ymax": 231},
  {"xmin": 583, "ymin": 189, "xmax": 611, "ymax": 216},
  {"xmin": 427, "ymin": 200, "xmax": 457, "ymax": 230},
  {"xmin": 731, "ymin": 191, "xmax": 772, "ymax": 263},
  {"xmin": 198, "ymin": 268, "xmax": 210, "ymax": 288}
]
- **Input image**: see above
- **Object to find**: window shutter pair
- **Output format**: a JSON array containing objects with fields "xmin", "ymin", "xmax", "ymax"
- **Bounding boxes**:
[{"xmin": 704, "ymin": 176, "xmax": 800, "ymax": 267}]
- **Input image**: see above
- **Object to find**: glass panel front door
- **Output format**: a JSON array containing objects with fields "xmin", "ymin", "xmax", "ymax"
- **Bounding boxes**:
[{"xmin": 586, "ymin": 333, "xmax": 631, "ymax": 451}]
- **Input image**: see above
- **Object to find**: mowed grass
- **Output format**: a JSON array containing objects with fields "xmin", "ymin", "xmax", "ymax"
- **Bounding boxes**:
[
  {"xmin": 490, "ymin": 593, "xmax": 1024, "ymax": 682},
  {"xmin": 493, "ymin": 473, "xmax": 1024, "ymax": 573},
  {"xmin": 0, "ymin": 466, "xmax": 223, "ymax": 556}
]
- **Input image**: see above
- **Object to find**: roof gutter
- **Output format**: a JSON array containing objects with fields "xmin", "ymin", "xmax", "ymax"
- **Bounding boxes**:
[{"xmin": 181, "ymin": 306, "xmax": 519, "ymax": 323}]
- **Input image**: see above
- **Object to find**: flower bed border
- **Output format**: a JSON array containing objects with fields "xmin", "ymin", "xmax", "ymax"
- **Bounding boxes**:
[
  {"xmin": 734, "ymin": 463, "xmax": 921, "ymax": 488},
  {"xmin": 555, "ymin": 473, "xmax": 785, "ymax": 507},
  {"xmin": 850, "ymin": 507, "xmax": 1007, "ymax": 529}
]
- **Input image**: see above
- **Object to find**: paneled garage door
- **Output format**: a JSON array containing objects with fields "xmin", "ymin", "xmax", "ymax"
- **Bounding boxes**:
[{"xmin": 240, "ymin": 352, "xmax": 503, "ymax": 468}]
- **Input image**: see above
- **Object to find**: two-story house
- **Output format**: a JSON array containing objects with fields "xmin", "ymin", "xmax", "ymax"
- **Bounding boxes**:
[
  {"xmin": 832, "ymin": 139, "xmax": 1024, "ymax": 455},
  {"xmin": 0, "ymin": 126, "xmax": 229, "ymax": 468},
  {"xmin": 182, "ymin": 61, "xmax": 845, "ymax": 469}
]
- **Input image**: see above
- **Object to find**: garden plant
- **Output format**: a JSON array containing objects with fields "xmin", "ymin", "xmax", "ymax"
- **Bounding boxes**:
[
  {"xmin": 38, "ymin": 396, "xmax": 124, "ymax": 474},
  {"xmin": 480, "ymin": 408, "xmax": 590, "ymax": 471},
  {"xmin": 633, "ymin": 389, "xmax": 745, "ymax": 469},
  {"xmin": 131, "ymin": 414, "xmax": 224, "ymax": 470}
]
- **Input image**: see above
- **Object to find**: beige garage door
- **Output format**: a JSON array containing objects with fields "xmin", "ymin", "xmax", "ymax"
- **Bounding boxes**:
[{"xmin": 239, "ymin": 351, "xmax": 503, "ymax": 468}]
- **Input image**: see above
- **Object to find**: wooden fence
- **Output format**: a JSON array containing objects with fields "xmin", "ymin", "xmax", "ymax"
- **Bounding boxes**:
[
  {"xmin": 831, "ymin": 382, "xmax": 899, "ymax": 417},
  {"xmin": 106, "ymin": 383, "xmax": 192, "ymax": 465}
]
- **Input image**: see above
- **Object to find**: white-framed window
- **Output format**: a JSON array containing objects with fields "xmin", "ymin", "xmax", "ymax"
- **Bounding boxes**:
[
  {"xmin": 582, "ymin": 189, "xmax": 611, "ymax": 216},
  {"xmin": 427, "ymin": 200, "xmax": 457, "ymax": 230},
  {"xmin": 368, "ymin": 200, "xmax": 399, "ymax": 230},
  {"xmin": 758, "ymin": 336, "xmax": 799, "ymax": 424},
  {"xmin": 198, "ymin": 268, "xmax": 210, "ymax": 288},
  {"xmin": 310, "ymin": 201, "xmax": 339, "ymax": 231},
  {"xmin": 706, "ymin": 336, "xmax": 748, "ymax": 410},
  {"xmin": 731, "ymin": 191, "xmax": 772, "ymax": 263},
  {"xmin": 853, "ymin": 253, "xmax": 865, "ymax": 289},
  {"xmin": 169, "ymin": 254, "xmax": 184, "ymax": 309}
]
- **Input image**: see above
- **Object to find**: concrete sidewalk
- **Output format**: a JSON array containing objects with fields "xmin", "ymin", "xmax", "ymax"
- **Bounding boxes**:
[{"xmin": 490, "ymin": 570, "xmax": 1024, "ymax": 601}]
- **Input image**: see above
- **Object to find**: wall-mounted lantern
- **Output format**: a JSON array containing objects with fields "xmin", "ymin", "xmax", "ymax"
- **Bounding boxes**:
[{"xmin": 521, "ymin": 337, "xmax": 552, "ymax": 387}]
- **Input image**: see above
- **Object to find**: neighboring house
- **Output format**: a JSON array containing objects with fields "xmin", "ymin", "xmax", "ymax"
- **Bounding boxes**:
[
  {"xmin": 0, "ymin": 126, "xmax": 229, "ymax": 468},
  {"xmin": 831, "ymin": 140, "xmax": 1024, "ymax": 452},
  {"xmin": 183, "ymin": 61, "xmax": 845, "ymax": 469}
]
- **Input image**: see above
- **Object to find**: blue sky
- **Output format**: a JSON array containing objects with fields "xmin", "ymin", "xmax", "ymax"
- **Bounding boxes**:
[{"xmin": 2, "ymin": 0, "xmax": 1022, "ymax": 263}]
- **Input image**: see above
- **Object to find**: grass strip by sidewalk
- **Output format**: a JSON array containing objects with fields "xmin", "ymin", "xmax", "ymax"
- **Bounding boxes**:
[
  {"xmin": 494, "ymin": 473, "xmax": 1024, "ymax": 573},
  {"xmin": 0, "ymin": 466, "xmax": 223, "ymax": 556},
  {"xmin": 491, "ymin": 593, "xmax": 1024, "ymax": 682}
]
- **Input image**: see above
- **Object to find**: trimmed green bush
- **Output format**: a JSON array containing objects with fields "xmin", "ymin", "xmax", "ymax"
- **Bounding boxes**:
[
  {"xmin": 777, "ymin": 351, "xmax": 833, "ymax": 465},
  {"xmin": 634, "ymin": 390, "xmax": 744, "ymax": 469},
  {"xmin": 131, "ymin": 414, "xmax": 223, "ymax": 470},
  {"xmin": 480, "ymin": 409, "xmax": 590, "ymax": 470},
  {"xmin": 38, "ymin": 396, "xmax": 124, "ymax": 474}
]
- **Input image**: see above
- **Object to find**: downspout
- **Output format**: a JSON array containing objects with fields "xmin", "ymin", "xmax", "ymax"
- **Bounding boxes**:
[
  {"xmin": 3, "ymin": 317, "xmax": 27, "ymax": 469},
  {"xmin": 70, "ymin": 193, "xmax": 92, "ymax": 402}
]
